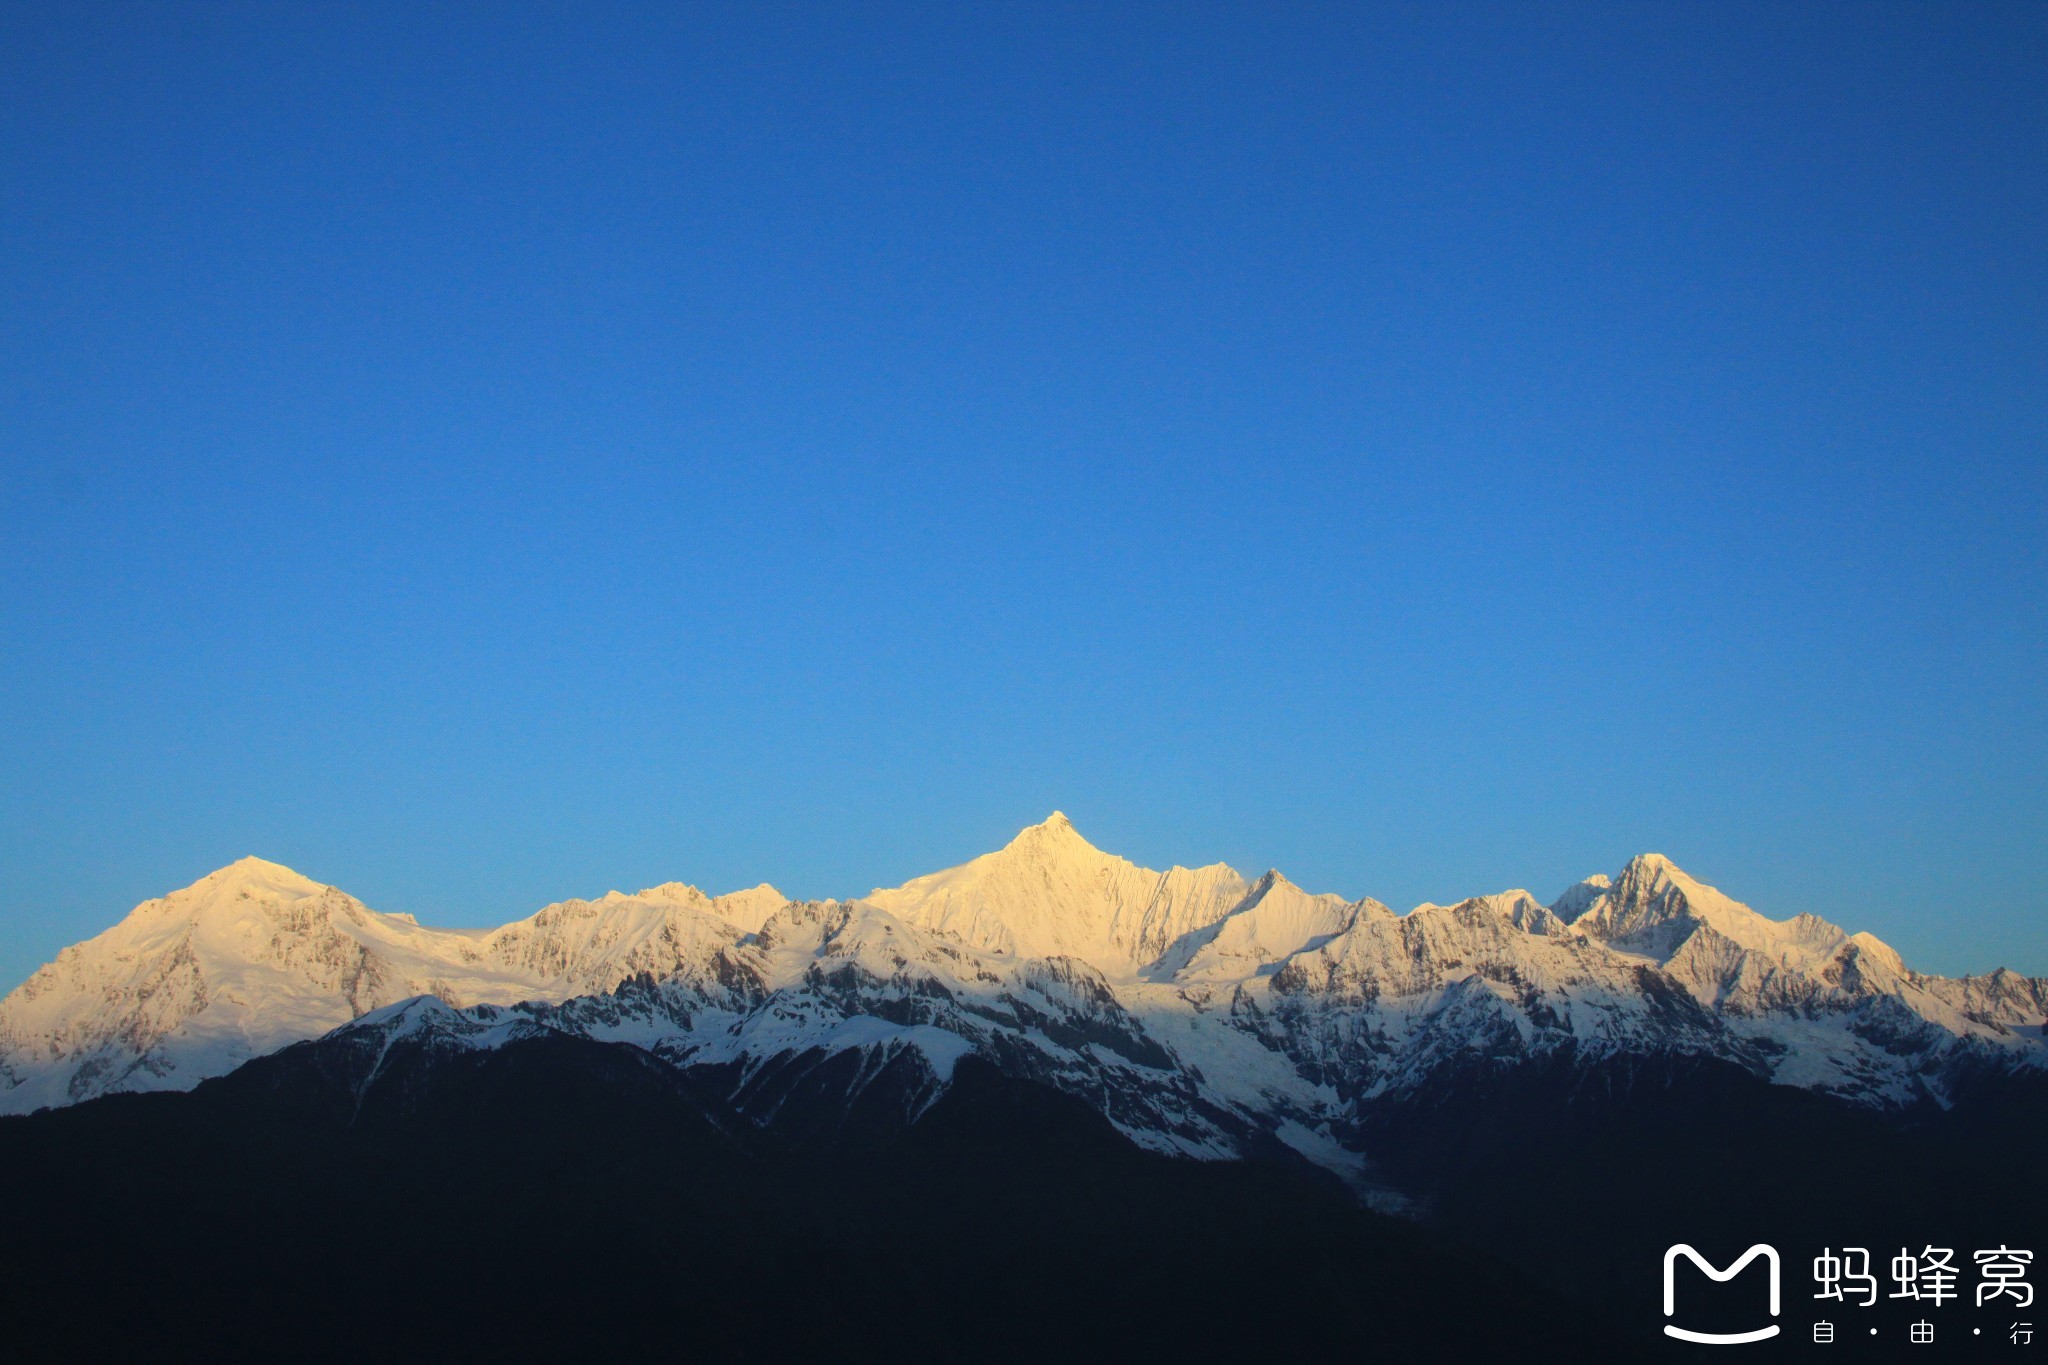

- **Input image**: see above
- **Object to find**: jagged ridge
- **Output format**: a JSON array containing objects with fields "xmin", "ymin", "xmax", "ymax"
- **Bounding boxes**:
[{"xmin": 3, "ymin": 818, "xmax": 2043, "ymax": 1181}]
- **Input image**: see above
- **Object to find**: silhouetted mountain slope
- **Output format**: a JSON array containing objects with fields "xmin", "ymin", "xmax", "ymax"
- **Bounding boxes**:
[
  {"xmin": 1368, "ymin": 1053, "xmax": 2048, "ymax": 1359},
  {"xmin": 0, "ymin": 1031, "xmax": 1634, "ymax": 1363}
]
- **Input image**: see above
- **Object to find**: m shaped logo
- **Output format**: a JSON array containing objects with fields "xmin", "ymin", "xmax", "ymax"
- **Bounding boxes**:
[{"xmin": 1663, "ymin": 1244, "xmax": 1782, "ymax": 1344}]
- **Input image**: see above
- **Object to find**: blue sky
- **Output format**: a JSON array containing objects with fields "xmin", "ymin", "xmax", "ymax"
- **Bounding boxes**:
[{"xmin": 2, "ymin": 1, "xmax": 2044, "ymax": 988}]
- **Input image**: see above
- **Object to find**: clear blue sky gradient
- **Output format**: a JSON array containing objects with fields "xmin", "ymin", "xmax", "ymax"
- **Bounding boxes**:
[{"xmin": 3, "ymin": 2, "xmax": 2044, "ymax": 989}]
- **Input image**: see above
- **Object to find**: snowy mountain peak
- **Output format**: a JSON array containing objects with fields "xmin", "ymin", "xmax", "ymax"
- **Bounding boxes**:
[
  {"xmin": 1550, "ymin": 872, "xmax": 1611, "ymax": 923},
  {"xmin": 193, "ymin": 855, "xmax": 327, "ymax": 900},
  {"xmin": 351, "ymin": 992, "xmax": 464, "ymax": 1033},
  {"xmin": 1002, "ymin": 810, "xmax": 1092, "ymax": 854},
  {"xmin": 1621, "ymin": 853, "xmax": 1741, "ymax": 913},
  {"xmin": 863, "ymin": 815, "xmax": 1250, "ymax": 972},
  {"xmin": 1158, "ymin": 868, "xmax": 1359, "ymax": 981},
  {"xmin": 706, "ymin": 883, "xmax": 791, "ymax": 933},
  {"xmin": 1569, "ymin": 852, "xmax": 1733, "ymax": 945},
  {"xmin": 635, "ymin": 881, "xmax": 708, "ymax": 903},
  {"xmin": 94, "ymin": 858, "xmax": 337, "ymax": 936},
  {"xmin": 1564, "ymin": 854, "xmax": 1861, "ymax": 988},
  {"xmin": 221, "ymin": 853, "xmax": 310, "ymax": 876}
]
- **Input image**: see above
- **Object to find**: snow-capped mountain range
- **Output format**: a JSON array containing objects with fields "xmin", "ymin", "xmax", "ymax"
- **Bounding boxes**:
[{"xmin": 4, "ymin": 813, "xmax": 2043, "ymax": 1177}]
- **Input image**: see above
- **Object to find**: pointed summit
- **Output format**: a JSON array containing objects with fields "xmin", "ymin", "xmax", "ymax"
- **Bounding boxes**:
[
  {"xmin": 220, "ymin": 855, "xmax": 315, "ymax": 876},
  {"xmin": 1154, "ymin": 863, "xmax": 1360, "ymax": 980},
  {"xmin": 1552, "ymin": 854, "xmax": 1729, "ymax": 928},
  {"xmin": 1550, "ymin": 871, "xmax": 1611, "ymax": 922},
  {"xmin": 207, "ymin": 855, "xmax": 324, "ymax": 891},
  {"xmin": 864, "ymin": 813, "xmax": 1249, "ymax": 972},
  {"xmin": 1003, "ymin": 810, "xmax": 1092, "ymax": 852},
  {"xmin": 1568, "ymin": 853, "xmax": 1852, "ymax": 970},
  {"xmin": 1604, "ymin": 853, "xmax": 1737, "ymax": 919},
  {"xmin": 1618, "ymin": 851, "xmax": 1681, "ymax": 882},
  {"xmin": 709, "ymin": 883, "xmax": 789, "ymax": 933}
]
